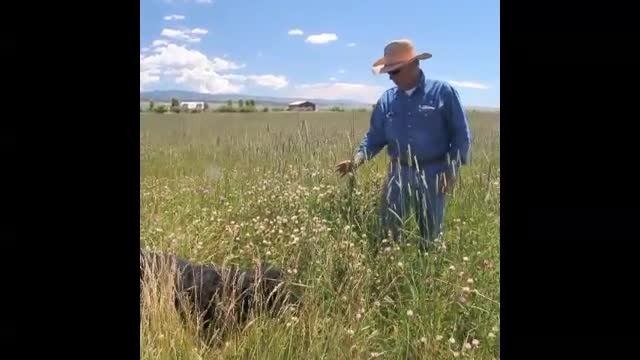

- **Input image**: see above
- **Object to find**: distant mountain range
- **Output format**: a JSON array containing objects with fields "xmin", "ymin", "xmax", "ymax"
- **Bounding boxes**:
[{"xmin": 140, "ymin": 90, "xmax": 372, "ymax": 108}]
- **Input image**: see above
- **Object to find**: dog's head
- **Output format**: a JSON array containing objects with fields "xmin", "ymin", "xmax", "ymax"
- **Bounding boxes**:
[
  {"xmin": 252, "ymin": 263, "xmax": 302, "ymax": 315},
  {"xmin": 222, "ymin": 262, "xmax": 300, "ymax": 320}
]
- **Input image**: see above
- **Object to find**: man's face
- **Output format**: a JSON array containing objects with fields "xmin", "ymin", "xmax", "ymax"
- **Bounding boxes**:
[{"xmin": 388, "ymin": 61, "xmax": 418, "ymax": 90}]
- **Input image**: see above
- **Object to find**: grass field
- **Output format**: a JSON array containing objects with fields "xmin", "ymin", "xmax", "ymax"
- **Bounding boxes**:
[{"xmin": 140, "ymin": 110, "xmax": 500, "ymax": 359}]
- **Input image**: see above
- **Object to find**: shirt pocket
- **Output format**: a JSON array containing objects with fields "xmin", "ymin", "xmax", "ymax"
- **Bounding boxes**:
[
  {"xmin": 417, "ymin": 103, "xmax": 438, "ymax": 119},
  {"xmin": 416, "ymin": 101, "xmax": 446, "ymax": 134}
]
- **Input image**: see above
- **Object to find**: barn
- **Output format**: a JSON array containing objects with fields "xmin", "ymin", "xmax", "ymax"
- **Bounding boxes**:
[
  {"xmin": 180, "ymin": 101, "xmax": 205, "ymax": 111},
  {"xmin": 287, "ymin": 101, "xmax": 316, "ymax": 112}
]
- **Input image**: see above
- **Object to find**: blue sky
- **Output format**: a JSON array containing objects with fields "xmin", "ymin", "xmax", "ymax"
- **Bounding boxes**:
[{"xmin": 141, "ymin": 0, "xmax": 500, "ymax": 108}]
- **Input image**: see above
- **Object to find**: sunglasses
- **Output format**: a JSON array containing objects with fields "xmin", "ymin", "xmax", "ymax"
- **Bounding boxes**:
[
  {"xmin": 388, "ymin": 60, "xmax": 418, "ymax": 76},
  {"xmin": 389, "ymin": 64, "xmax": 412, "ymax": 76},
  {"xmin": 388, "ymin": 67, "xmax": 404, "ymax": 76}
]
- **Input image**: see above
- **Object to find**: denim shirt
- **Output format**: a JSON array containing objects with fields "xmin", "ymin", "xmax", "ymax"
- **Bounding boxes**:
[{"xmin": 355, "ymin": 71, "xmax": 471, "ymax": 174}]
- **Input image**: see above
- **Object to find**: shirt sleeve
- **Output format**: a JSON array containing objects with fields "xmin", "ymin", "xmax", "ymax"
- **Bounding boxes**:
[
  {"xmin": 443, "ymin": 83, "xmax": 472, "ymax": 169},
  {"xmin": 354, "ymin": 99, "xmax": 387, "ymax": 163}
]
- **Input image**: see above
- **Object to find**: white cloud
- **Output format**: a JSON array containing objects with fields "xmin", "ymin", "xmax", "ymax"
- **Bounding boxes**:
[
  {"xmin": 140, "ymin": 69, "xmax": 160, "ymax": 91},
  {"xmin": 161, "ymin": 27, "xmax": 208, "ymax": 42},
  {"xmin": 219, "ymin": 74, "xmax": 288, "ymax": 89},
  {"xmin": 208, "ymin": 57, "xmax": 244, "ymax": 72},
  {"xmin": 152, "ymin": 39, "xmax": 170, "ymax": 47},
  {"xmin": 141, "ymin": 47, "xmax": 150, "ymax": 52},
  {"xmin": 247, "ymin": 75, "xmax": 288, "ymax": 89},
  {"xmin": 175, "ymin": 67, "xmax": 244, "ymax": 94},
  {"xmin": 346, "ymin": 42, "xmax": 356, "ymax": 47},
  {"xmin": 219, "ymin": 74, "xmax": 247, "ymax": 81},
  {"xmin": 337, "ymin": 69, "xmax": 346, "ymax": 74},
  {"xmin": 288, "ymin": 29, "xmax": 304, "ymax": 36},
  {"xmin": 448, "ymin": 81, "xmax": 489, "ymax": 90},
  {"xmin": 165, "ymin": 0, "xmax": 212, "ymax": 3},
  {"xmin": 140, "ymin": 43, "xmax": 286, "ymax": 94},
  {"xmin": 142, "ymin": 44, "xmax": 209, "ymax": 69},
  {"xmin": 161, "ymin": 28, "xmax": 190, "ymax": 40},
  {"xmin": 141, "ymin": 44, "xmax": 244, "ymax": 75},
  {"xmin": 164, "ymin": 14, "xmax": 185, "ymax": 21},
  {"xmin": 140, "ymin": 71, "xmax": 160, "ymax": 84},
  {"xmin": 329, "ymin": 77, "xmax": 337, "ymax": 81},
  {"xmin": 305, "ymin": 33, "xmax": 338, "ymax": 44},
  {"xmin": 191, "ymin": 28, "xmax": 208, "ymax": 35},
  {"xmin": 293, "ymin": 82, "xmax": 384, "ymax": 103}
]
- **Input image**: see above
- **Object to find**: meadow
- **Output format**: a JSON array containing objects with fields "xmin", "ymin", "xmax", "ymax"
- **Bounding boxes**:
[{"xmin": 140, "ymin": 110, "xmax": 500, "ymax": 359}]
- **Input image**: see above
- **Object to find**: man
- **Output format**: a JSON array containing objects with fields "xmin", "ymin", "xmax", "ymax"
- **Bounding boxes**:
[{"xmin": 335, "ymin": 39, "xmax": 471, "ymax": 247}]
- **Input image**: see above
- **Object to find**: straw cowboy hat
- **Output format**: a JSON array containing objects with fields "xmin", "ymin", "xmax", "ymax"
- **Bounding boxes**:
[{"xmin": 372, "ymin": 39, "xmax": 432, "ymax": 75}]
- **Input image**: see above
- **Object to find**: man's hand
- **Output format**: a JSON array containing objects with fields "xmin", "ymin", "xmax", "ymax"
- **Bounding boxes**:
[{"xmin": 335, "ymin": 159, "xmax": 355, "ymax": 177}]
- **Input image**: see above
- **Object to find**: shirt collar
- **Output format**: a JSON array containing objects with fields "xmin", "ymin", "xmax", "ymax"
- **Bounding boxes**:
[{"xmin": 416, "ymin": 69, "xmax": 427, "ymax": 91}]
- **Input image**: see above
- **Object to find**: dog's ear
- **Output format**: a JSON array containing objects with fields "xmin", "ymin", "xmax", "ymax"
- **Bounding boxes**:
[
  {"xmin": 140, "ymin": 249, "xmax": 146, "ymax": 278},
  {"xmin": 260, "ymin": 264, "xmax": 303, "ymax": 311},
  {"xmin": 231, "ymin": 266, "xmax": 250, "ymax": 290},
  {"xmin": 254, "ymin": 263, "xmax": 286, "ymax": 304},
  {"xmin": 256, "ymin": 262, "xmax": 282, "ymax": 279},
  {"xmin": 139, "ymin": 249, "xmax": 157, "ymax": 281},
  {"xmin": 262, "ymin": 267, "xmax": 284, "ymax": 288}
]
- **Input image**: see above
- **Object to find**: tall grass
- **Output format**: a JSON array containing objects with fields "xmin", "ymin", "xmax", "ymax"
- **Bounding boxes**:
[{"xmin": 140, "ymin": 110, "xmax": 500, "ymax": 359}]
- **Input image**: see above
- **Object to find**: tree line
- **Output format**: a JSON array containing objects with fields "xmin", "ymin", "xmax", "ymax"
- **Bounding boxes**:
[
  {"xmin": 216, "ymin": 99, "xmax": 268, "ymax": 113},
  {"xmin": 146, "ymin": 98, "xmax": 268, "ymax": 114}
]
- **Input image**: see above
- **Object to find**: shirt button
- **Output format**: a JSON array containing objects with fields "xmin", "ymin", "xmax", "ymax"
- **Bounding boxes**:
[{"xmin": 408, "ymin": 112, "xmax": 411, "ymax": 115}]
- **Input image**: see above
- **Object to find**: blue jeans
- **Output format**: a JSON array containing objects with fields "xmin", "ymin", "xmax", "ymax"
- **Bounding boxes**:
[{"xmin": 380, "ymin": 163, "xmax": 446, "ymax": 246}]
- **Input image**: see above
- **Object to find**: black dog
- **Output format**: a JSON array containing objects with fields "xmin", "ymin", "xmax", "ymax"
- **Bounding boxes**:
[{"xmin": 140, "ymin": 248, "xmax": 297, "ymax": 333}]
